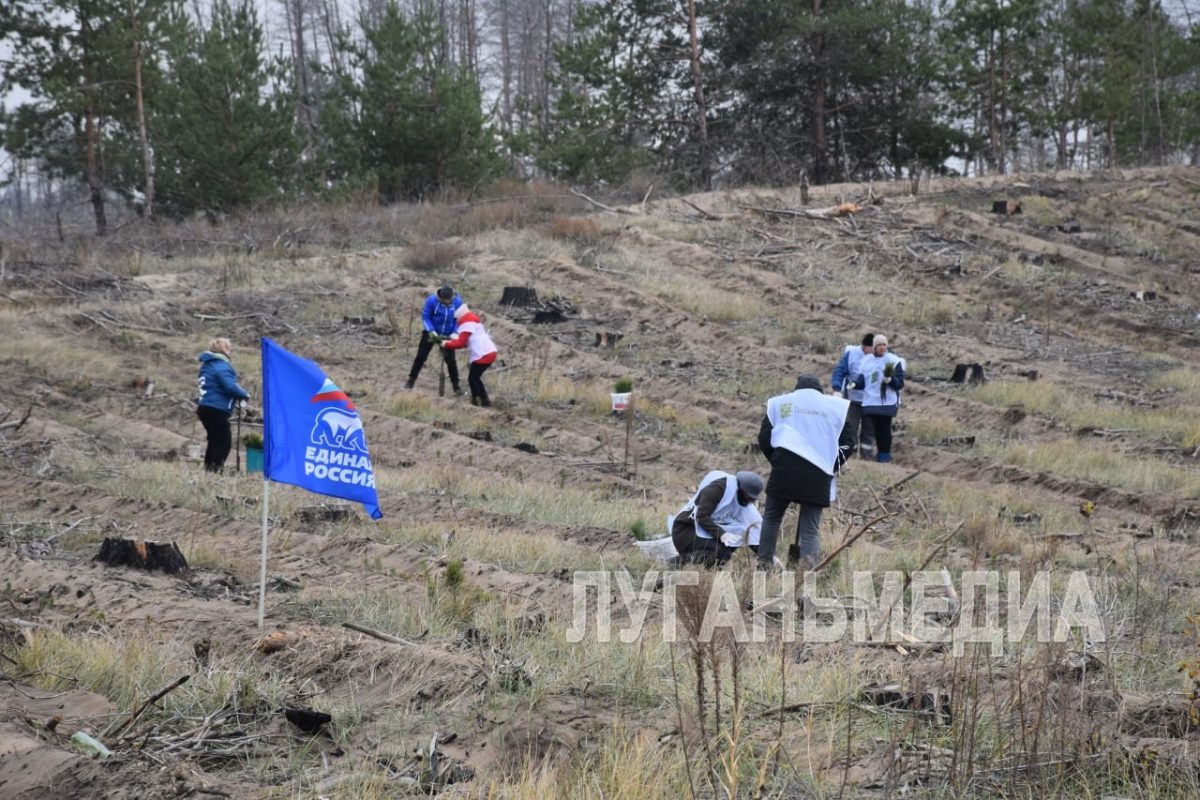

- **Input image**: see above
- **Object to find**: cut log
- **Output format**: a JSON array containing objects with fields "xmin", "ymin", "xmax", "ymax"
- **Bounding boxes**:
[
  {"xmin": 96, "ymin": 538, "xmax": 189, "ymax": 574},
  {"xmin": 992, "ymin": 199, "xmax": 1022, "ymax": 215},
  {"xmin": 500, "ymin": 286, "xmax": 539, "ymax": 307},
  {"xmin": 341, "ymin": 315, "xmax": 375, "ymax": 326}
]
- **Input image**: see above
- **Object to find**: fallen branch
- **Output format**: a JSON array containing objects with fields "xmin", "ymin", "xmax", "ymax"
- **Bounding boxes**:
[
  {"xmin": 883, "ymin": 470, "xmax": 921, "ymax": 495},
  {"xmin": 105, "ymin": 674, "xmax": 191, "ymax": 739},
  {"xmin": 869, "ymin": 523, "xmax": 964, "ymax": 641},
  {"xmin": 680, "ymin": 198, "xmax": 730, "ymax": 221},
  {"xmin": 342, "ymin": 622, "xmax": 417, "ymax": 647},
  {"xmin": 569, "ymin": 188, "xmax": 635, "ymax": 215},
  {"xmin": 0, "ymin": 406, "xmax": 32, "ymax": 432},
  {"xmin": 810, "ymin": 511, "xmax": 892, "ymax": 574}
]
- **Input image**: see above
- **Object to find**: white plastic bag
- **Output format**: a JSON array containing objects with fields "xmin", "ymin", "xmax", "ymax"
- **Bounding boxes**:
[{"xmin": 634, "ymin": 536, "xmax": 679, "ymax": 564}]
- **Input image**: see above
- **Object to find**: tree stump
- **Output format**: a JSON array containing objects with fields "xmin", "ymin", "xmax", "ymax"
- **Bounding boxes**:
[
  {"xmin": 950, "ymin": 363, "xmax": 987, "ymax": 385},
  {"xmin": 500, "ymin": 286, "xmax": 539, "ymax": 307},
  {"xmin": 96, "ymin": 538, "xmax": 189, "ymax": 574},
  {"xmin": 595, "ymin": 331, "xmax": 624, "ymax": 348}
]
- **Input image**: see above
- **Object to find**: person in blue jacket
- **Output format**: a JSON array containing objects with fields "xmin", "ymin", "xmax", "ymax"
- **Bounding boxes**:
[
  {"xmin": 405, "ymin": 285, "xmax": 463, "ymax": 394},
  {"xmin": 831, "ymin": 333, "xmax": 876, "ymax": 457},
  {"xmin": 197, "ymin": 337, "xmax": 251, "ymax": 473}
]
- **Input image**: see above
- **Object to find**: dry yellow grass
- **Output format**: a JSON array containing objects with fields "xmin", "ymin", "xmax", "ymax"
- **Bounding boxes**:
[{"xmin": 969, "ymin": 378, "xmax": 1200, "ymax": 447}]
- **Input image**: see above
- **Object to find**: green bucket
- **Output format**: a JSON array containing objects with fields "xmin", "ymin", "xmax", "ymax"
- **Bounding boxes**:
[{"xmin": 245, "ymin": 446, "xmax": 264, "ymax": 474}]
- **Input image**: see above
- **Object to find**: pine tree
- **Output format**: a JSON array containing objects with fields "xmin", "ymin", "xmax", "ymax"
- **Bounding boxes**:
[
  {"xmin": 150, "ymin": 1, "xmax": 297, "ymax": 217},
  {"xmin": 321, "ymin": 4, "xmax": 501, "ymax": 201},
  {"xmin": 0, "ymin": 0, "xmax": 175, "ymax": 232}
]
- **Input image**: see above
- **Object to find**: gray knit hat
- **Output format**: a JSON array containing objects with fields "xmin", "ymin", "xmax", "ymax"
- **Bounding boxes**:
[{"xmin": 735, "ymin": 470, "xmax": 765, "ymax": 500}]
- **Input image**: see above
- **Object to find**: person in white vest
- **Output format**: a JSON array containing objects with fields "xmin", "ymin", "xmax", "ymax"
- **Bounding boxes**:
[
  {"xmin": 440, "ymin": 304, "xmax": 498, "ymax": 407},
  {"xmin": 852, "ymin": 334, "xmax": 906, "ymax": 463},
  {"xmin": 831, "ymin": 332, "xmax": 876, "ymax": 457},
  {"xmin": 670, "ymin": 470, "xmax": 765, "ymax": 566},
  {"xmin": 756, "ymin": 375, "xmax": 855, "ymax": 569}
]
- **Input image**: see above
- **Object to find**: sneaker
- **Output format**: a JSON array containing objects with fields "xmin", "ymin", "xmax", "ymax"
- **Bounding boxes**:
[
  {"xmin": 877, "ymin": 453, "xmax": 892, "ymax": 463},
  {"xmin": 452, "ymin": 386, "xmax": 464, "ymax": 396},
  {"xmin": 404, "ymin": 379, "xmax": 415, "ymax": 390}
]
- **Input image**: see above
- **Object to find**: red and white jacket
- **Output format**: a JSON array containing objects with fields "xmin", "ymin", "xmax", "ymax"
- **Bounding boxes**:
[{"xmin": 442, "ymin": 311, "xmax": 497, "ymax": 365}]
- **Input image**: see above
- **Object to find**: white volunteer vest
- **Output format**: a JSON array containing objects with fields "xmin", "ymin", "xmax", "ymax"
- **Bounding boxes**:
[
  {"xmin": 766, "ymin": 389, "xmax": 850, "ymax": 476},
  {"xmin": 667, "ymin": 470, "xmax": 761, "ymax": 542},
  {"xmin": 858, "ymin": 353, "xmax": 905, "ymax": 409},
  {"xmin": 841, "ymin": 345, "xmax": 867, "ymax": 403},
  {"xmin": 457, "ymin": 319, "xmax": 497, "ymax": 363}
]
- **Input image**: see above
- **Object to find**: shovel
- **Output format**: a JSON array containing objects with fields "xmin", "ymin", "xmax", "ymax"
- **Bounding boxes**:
[{"xmin": 235, "ymin": 402, "xmax": 242, "ymax": 472}]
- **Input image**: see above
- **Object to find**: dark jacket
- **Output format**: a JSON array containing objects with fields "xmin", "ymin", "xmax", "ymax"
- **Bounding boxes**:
[
  {"xmin": 422, "ymin": 293, "xmax": 463, "ymax": 337},
  {"xmin": 758, "ymin": 414, "xmax": 854, "ymax": 506},
  {"xmin": 197, "ymin": 351, "xmax": 250, "ymax": 412},
  {"xmin": 671, "ymin": 477, "xmax": 731, "ymax": 540}
]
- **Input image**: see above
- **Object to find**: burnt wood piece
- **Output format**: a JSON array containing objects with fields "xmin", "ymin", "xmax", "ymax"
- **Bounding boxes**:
[
  {"xmin": 284, "ymin": 708, "xmax": 332, "ymax": 733},
  {"xmin": 992, "ymin": 200, "xmax": 1022, "ymax": 215},
  {"xmin": 296, "ymin": 504, "xmax": 354, "ymax": 524},
  {"xmin": 500, "ymin": 286, "xmax": 540, "ymax": 307},
  {"xmin": 950, "ymin": 363, "xmax": 987, "ymax": 385},
  {"xmin": 96, "ymin": 538, "xmax": 189, "ymax": 574},
  {"xmin": 532, "ymin": 309, "xmax": 567, "ymax": 324}
]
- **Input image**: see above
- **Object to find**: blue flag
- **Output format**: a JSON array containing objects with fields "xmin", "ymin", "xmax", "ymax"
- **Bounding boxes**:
[{"xmin": 261, "ymin": 338, "xmax": 382, "ymax": 519}]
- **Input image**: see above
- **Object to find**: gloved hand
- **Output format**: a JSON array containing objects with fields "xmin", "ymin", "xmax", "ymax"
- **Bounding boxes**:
[
  {"xmin": 720, "ymin": 531, "xmax": 742, "ymax": 548},
  {"xmin": 427, "ymin": 332, "xmax": 442, "ymax": 344}
]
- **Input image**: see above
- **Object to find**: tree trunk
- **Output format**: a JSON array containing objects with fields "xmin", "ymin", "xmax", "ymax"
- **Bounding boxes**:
[
  {"xmin": 133, "ymin": 41, "xmax": 154, "ymax": 218},
  {"xmin": 685, "ymin": 0, "xmax": 710, "ymax": 189},
  {"xmin": 81, "ymin": 9, "xmax": 107, "ymax": 236},
  {"xmin": 499, "ymin": 0, "xmax": 512, "ymax": 134},
  {"xmin": 810, "ymin": 0, "xmax": 826, "ymax": 184}
]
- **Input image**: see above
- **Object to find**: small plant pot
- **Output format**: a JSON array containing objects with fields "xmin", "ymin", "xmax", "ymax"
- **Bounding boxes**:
[
  {"xmin": 610, "ymin": 392, "xmax": 631, "ymax": 412},
  {"xmin": 245, "ymin": 446, "xmax": 264, "ymax": 474}
]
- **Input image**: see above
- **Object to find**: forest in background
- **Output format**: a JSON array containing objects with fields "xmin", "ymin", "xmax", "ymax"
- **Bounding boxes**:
[{"xmin": 1, "ymin": 0, "xmax": 1197, "ymax": 233}]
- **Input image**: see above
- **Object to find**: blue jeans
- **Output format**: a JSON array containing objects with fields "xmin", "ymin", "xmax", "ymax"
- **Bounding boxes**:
[{"xmin": 756, "ymin": 494, "xmax": 824, "ymax": 568}]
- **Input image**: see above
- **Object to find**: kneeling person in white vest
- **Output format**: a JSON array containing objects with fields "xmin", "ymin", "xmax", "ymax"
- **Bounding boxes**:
[
  {"xmin": 670, "ymin": 470, "xmax": 765, "ymax": 567},
  {"xmin": 757, "ymin": 375, "xmax": 855, "ymax": 569}
]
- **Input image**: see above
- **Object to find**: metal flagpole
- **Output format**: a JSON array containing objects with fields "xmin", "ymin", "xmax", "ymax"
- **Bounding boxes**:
[{"xmin": 258, "ymin": 478, "xmax": 270, "ymax": 627}]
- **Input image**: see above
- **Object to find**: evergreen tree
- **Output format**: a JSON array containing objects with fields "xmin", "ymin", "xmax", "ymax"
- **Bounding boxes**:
[
  {"xmin": 537, "ymin": 0, "xmax": 688, "ymax": 186},
  {"xmin": 321, "ymin": 5, "xmax": 501, "ymax": 202},
  {"xmin": 0, "ymin": 0, "xmax": 176, "ymax": 232},
  {"xmin": 153, "ymin": 0, "xmax": 297, "ymax": 216}
]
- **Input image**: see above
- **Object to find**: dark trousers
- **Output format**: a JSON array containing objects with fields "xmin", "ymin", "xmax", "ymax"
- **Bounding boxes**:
[
  {"xmin": 869, "ymin": 414, "xmax": 894, "ymax": 455},
  {"xmin": 846, "ymin": 401, "xmax": 875, "ymax": 451},
  {"xmin": 468, "ymin": 361, "xmax": 492, "ymax": 407},
  {"xmin": 197, "ymin": 406, "xmax": 232, "ymax": 473},
  {"xmin": 408, "ymin": 331, "xmax": 460, "ymax": 389},
  {"xmin": 671, "ymin": 523, "xmax": 734, "ymax": 567},
  {"xmin": 757, "ymin": 494, "xmax": 824, "ymax": 568}
]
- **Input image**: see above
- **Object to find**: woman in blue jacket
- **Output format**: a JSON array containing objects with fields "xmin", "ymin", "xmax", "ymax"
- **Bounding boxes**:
[
  {"xmin": 197, "ymin": 337, "xmax": 251, "ymax": 473},
  {"xmin": 405, "ymin": 285, "xmax": 463, "ymax": 394}
]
